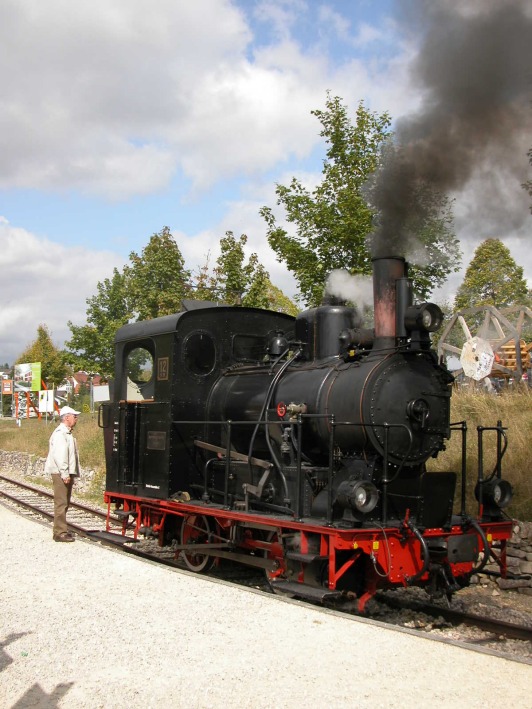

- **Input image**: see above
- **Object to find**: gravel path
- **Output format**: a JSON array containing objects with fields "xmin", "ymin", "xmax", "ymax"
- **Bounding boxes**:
[{"xmin": 1, "ymin": 503, "xmax": 530, "ymax": 709}]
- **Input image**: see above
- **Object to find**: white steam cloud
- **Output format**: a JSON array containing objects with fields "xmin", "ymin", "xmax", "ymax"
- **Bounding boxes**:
[{"xmin": 325, "ymin": 270, "xmax": 373, "ymax": 309}]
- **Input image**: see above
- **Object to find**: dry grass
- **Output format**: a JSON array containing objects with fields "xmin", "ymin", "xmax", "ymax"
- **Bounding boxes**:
[
  {"xmin": 0, "ymin": 414, "xmax": 104, "ymax": 470},
  {"xmin": 1, "ymin": 388, "xmax": 530, "ymax": 518},
  {"xmin": 427, "ymin": 387, "xmax": 532, "ymax": 520},
  {"xmin": 0, "ymin": 414, "xmax": 106, "ymax": 503}
]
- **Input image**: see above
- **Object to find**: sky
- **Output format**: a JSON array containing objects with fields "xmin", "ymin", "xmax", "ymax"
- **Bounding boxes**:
[{"xmin": 1, "ymin": 0, "xmax": 531, "ymax": 365}]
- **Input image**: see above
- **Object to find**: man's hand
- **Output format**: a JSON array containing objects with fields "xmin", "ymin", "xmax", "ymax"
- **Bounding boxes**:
[{"xmin": 62, "ymin": 475, "xmax": 71, "ymax": 484}]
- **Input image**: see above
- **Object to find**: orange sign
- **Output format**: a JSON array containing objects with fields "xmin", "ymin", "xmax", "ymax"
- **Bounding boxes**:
[{"xmin": 1, "ymin": 379, "xmax": 13, "ymax": 395}]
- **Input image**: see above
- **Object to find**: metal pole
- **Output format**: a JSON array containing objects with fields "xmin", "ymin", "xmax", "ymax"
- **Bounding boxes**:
[
  {"xmin": 460, "ymin": 421, "xmax": 467, "ymax": 516},
  {"xmin": 224, "ymin": 421, "xmax": 232, "ymax": 508},
  {"xmin": 382, "ymin": 424, "xmax": 389, "ymax": 525},
  {"xmin": 496, "ymin": 419, "xmax": 502, "ymax": 480},
  {"xmin": 326, "ymin": 415, "xmax": 335, "ymax": 525},
  {"xmin": 477, "ymin": 426, "xmax": 484, "ymax": 514},
  {"xmin": 296, "ymin": 415, "xmax": 303, "ymax": 519}
]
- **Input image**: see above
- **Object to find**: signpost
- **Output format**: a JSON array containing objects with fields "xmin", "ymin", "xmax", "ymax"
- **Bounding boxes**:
[
  {"xmin": 38, "ymin": 389, "xmax": 55, "ymax": 423},
  {"xmin": 1, "ymin": 379, "xmax": 13, "ymax": 417},
  {"xmin": 13, "ymin": 362, "xmax": 42, "ymax": 419}
]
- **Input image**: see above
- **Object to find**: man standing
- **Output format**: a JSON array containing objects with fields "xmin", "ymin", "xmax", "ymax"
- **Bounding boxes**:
[{"xmin": 44, "ymin": 405, "xmax": 81, "ymax": 542}]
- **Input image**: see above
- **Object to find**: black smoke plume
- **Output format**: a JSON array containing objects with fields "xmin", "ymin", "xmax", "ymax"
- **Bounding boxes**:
[{"xmin": 368, "ymin": 0, "xmax": 532, "ymax": 258}]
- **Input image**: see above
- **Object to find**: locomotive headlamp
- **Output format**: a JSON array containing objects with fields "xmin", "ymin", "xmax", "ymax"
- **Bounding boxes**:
[
  {"xmin": 404, "ymin": 303, "xmax": 443, "ymax": 333},
  {"xmin": 475, "ymin": 478, "xmax": 513, "ymax": 509},
  {"xmin": 336, "ymin": 479, "xmax": 379, "ymax": 515}
]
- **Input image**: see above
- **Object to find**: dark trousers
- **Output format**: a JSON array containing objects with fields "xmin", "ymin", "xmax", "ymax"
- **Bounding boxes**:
[{"xmin": 52, "ymin": 474, "xmax": 73, "ymax": 537}]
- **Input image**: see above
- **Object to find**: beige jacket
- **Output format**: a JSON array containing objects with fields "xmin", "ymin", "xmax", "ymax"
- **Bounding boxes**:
[{"xmin": 44, "ymin": 422, "xmax": 80, "ymax": 480}]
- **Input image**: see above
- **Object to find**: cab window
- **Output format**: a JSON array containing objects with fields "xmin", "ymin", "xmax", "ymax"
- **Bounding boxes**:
[
  {"xmin": 184, "ymin": 332, "xmax": 216, "ymax": 376},
  {"xmin": 125, "ymin": 346, "xmax": 154, "ymax": 400}
]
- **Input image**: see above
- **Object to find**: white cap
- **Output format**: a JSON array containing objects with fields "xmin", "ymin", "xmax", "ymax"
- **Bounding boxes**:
[{"xmin": 59, "ymin": 406, "xmax": 81, "ymax": 417}]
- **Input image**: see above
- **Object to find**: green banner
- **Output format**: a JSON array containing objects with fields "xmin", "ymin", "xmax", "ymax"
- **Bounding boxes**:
[{"xmin": 14, "ymin": 362, "xmax": 42, "ymax": 392}]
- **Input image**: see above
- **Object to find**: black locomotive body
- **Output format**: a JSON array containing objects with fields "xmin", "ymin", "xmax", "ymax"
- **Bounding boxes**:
[{"xmin": 101, "ymin": 257, "xmax": 513, "ymax": 609}]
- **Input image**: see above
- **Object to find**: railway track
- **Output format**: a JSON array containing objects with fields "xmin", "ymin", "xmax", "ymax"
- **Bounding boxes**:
[
  {"xmin": 374, "ymin": 591, "xmax": 532, "ymax": 643},
  {"xmin": 1, "ymin": 472, "xmax": 531, "ymax": 660},
  {"xmin": 0, "ymin": 473, "xmax": 268, "ymax": 578},
  {"xmin": 0, "ymin": 473, "xmax": 125, "ymax": 537}
]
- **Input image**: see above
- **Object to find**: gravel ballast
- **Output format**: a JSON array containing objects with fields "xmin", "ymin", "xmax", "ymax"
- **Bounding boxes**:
[{"xmin": 1, "ymin": 503, "xmax": 531, "ymax": 708}]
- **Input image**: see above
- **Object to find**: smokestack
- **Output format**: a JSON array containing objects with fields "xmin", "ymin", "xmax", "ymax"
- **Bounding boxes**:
[{"xmin": 372, "ymin": 257, "xmax": 406, "ymax": 348}]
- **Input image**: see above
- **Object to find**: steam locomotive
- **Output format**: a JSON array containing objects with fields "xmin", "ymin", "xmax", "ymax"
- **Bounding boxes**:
[{"xmin": 100, "ymin": 257, "xmax": 513, "ymax": 610}]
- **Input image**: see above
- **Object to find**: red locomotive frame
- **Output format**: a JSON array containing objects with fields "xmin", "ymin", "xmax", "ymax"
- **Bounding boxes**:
[{"xmin": 105, "ymin": 484, "xmax": 512, "ymax": 611}]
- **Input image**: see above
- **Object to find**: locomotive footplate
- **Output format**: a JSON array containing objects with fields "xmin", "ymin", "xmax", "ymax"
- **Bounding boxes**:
[
  {"xmin": 269, "ymin": 580, "xmax": 344, "ymax": 603},
  {"xmin": 86, "ymin": 530, "xmax": 139, "ymax": 545}
]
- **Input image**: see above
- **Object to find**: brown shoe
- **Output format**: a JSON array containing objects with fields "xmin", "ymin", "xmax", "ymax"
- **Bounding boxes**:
[{"xmin": 53, "ymin": 532, "xmax": 75, "ymax": 542}]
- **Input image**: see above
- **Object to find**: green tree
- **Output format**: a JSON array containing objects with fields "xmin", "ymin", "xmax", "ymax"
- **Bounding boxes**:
[
  {"xmin": 194, "ymin": 232, "xmax": 298, "ymax": 313},
  {"xmin": 67, "ymin": 226, "xmax": 297, "ymax": 377},
  {"xmin": 261, "ymin": 94, "xmax": 460, "ymax": 305},
  {"xmin": 251, "ymin": 277, "xmax": 299, "ymax": 316},
  {"xmin": 239, "ymin": 263, "xmax": 295, "ymax": 313},
  {"xmin": 127, "ymin": 226, "xmax": 191, "ymax": 319},
  {"xmin": 211, "ymin": 232, "xmax": 257, "ymax": 305},
  {"xmin": 66, "ymin": 268, "xmax": 131, "ymax": 378},
  {"xmin": 261, "ymin": 95, "xmax": 391, "ymax": 306},
  {"xmin": 16, "ymin": 325, "xmax": 68, "ymax": 388},
  {"xmin": 454, "ymin": 239, "xmax": 529, "ymax": 311},
  {"xmin": 241, "ymin": 261, "xmax": 268, "ymax": 309},
  {"xmin": 67, "ymin": 227, "xmax": 191, "ymax": 376},
  {"xmin": 192, "ymin": 251, "xmax": 218, "ymax": 302}
]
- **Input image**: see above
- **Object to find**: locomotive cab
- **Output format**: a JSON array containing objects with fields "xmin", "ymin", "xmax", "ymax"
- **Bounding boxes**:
[{"xmin": 101, "ymin": 303, "xmax": 295, "ymax": 501}]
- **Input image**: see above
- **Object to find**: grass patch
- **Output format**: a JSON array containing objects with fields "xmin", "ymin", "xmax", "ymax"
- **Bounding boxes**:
[
  {"xmin": 426, "ymin": 388, "xmax": 531, "ymax": 520},
  {"xmin": 86, "ymin": 468, "xmax": 107, "ymax": 505},
  {"xmin": 0, "ymin": 414, "xmax": 104, "ymax": 471},
  {"xmin": 0, "ymin": 414, "xmax": 106, "ymax": 505}
]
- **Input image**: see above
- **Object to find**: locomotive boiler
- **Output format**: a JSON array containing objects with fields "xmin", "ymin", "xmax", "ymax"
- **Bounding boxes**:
[{"xmin": 101, "ymin": 256, "xmax": 514, "ymax": 610}]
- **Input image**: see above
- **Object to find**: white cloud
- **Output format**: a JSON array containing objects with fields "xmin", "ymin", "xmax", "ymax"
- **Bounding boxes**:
[
  {"xmin": 318, "ymin": 5, "xmax": 352, "ymax": 42},
  {"xmin": 0, "ymin": 0, "xmax": 251, "ymax": 196},
  {"xmin": 0, "ymin": 219, "xmax": 125, "ymax": 363},
  {"xmin": 351, "ymin": 22, "xmax": 386, "ymax": 47},
  {"xmin": 252, "ymin": 0, "xmax": 308, "ymax": 41},
  {"xmin": 0, "ymin": 0, "xmax": 418, "ymax": 199}
]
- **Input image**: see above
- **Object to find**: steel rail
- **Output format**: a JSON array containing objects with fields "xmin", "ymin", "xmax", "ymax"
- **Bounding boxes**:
[
  {"xmin": 0, "ymin": 473, "xmax": 115, "ymax": 524},
  {"xmin": 376, "ymin": 592, "xmax": 532, "ymax": 643}
]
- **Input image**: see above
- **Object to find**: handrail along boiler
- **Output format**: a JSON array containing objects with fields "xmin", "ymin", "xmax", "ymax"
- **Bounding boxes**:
[{"xmin": 100, "ymin": 256, "xmax": 513, "ymax": 609}]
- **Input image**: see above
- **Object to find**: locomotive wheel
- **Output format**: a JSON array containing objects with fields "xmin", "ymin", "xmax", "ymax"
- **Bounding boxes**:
[{"xmin": 180, "ymin": 514, "xmax": 216, "ymax": 573}]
